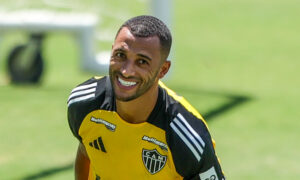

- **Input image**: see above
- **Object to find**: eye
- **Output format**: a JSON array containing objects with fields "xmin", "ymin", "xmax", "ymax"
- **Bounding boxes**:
[
  {"xmin": 114, "ymin": 52, "xmax": 126, "ymax": 59},
  {"xmin": 137, "ymin": 59, "xmax": 149, "ymax": 65}
]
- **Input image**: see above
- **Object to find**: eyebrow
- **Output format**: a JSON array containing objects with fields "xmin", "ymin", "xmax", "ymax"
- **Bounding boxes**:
[
  {"xmin": 115, "ymin": 48, "xmax": 125, "ymax": 52},
  {"xmin": 114, "ymin": 48, "xmax": 152, "ymax": 61},
  {"xmin": 137, "ymin": 53, "xmax": 152, "ymax": 61}
]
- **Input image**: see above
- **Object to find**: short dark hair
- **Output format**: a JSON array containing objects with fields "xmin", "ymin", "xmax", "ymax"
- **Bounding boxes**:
[{"xmin": 116, "ymin": 15, "xmax": 172, "ymax": 61}]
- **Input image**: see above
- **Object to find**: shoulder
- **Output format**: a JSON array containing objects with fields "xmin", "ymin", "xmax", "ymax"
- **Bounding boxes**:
[
  {"xmin": 165, "ymin": 100, "xmax": 211, "ymax": 177},
  {"xmin": 67, "ymin": 76, "xmax": 106, "ymax": 107},
  {"xmin": 158, "ymin": 81, "xmax": 209, "ymax": 138},
  {"xmin": 67, "ymin": 76, "xmax": 113, "ymax": 141},
  {"xmin": 159, "ymin": 82, "xmax": 224, "ymax": 179}
]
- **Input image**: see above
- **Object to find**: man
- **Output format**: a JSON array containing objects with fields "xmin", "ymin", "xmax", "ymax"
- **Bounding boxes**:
[{"xmin": 68, "ymin": 15, "xmax": 225, "ymax": 180}]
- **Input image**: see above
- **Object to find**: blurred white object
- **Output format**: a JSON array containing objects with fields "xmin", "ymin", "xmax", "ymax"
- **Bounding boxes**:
[
  {"xmin": 151, "ymin": 0, "xmax": 172, "ymax": 29},
  {"xmin": 0, "ymin": 10, "xmax": 109, "ymax": 73}
]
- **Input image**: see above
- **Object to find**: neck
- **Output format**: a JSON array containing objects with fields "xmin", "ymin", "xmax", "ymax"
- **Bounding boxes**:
[{"xmin": 116, "ymin": 84, "xmax": 159, "ymax": 124}]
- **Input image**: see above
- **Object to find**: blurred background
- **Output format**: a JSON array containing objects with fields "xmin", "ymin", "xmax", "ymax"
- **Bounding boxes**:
[{"xmin": 0, "ymin": 0, "xmax": 299, "ymax": 179}]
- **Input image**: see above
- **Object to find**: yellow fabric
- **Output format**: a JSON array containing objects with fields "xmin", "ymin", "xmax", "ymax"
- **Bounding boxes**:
[
  {"xmin": 93, "ymin": 76, "xmax": 103, "ymax": 80},
  {"xmin": 88, "ymin": 168, "xmax": 95, "ymax": 180},
  {"xmin": 79, "ymin": 110, "xmax": 183, "ymax": 180}
]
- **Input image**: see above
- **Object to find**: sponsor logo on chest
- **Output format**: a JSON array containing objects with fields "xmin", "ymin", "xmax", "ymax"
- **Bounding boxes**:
[
  {"xmin": 142, "ymin": 135, "xmax": 168, "ymax": 152},
  {"xmin": 90, "ymin": 116, "xmax": 116, "ymax": 131}
]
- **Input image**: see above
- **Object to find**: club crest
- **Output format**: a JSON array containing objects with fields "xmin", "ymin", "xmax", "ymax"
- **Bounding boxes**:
[{"xmin": 142, "ymin": 149, "xmax": 167, "ymax": 174}]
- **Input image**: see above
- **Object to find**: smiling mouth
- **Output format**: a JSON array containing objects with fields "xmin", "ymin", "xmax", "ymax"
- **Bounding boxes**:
[{"xmin": 117, "ymin": 77, "xmax": 137, "ymax": 87}]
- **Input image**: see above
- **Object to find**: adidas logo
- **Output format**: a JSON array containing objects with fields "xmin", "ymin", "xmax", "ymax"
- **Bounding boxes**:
[{"xmin": 89, "ymin": 137, "xmax": 106, "ymax": 153}]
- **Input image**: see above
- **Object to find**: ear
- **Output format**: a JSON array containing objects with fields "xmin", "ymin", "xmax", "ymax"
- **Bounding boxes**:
[{"xmin": 158, "ymin": 60, "xmax": 171, "ymax": 79}]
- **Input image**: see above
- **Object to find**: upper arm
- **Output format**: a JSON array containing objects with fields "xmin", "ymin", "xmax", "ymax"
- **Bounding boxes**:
[
  {"xmin": 67, "ymin": 77, "xmax": 99, "ymax": 141},
  {"xmin": 168, "ymin": 111, "xmax": 225, "ymax": 180},
  {"xmin": 185, "ymin": 137, "xmax": 225, "ymax": 180},
  {"xmin": 75, "ymin": 142, "xmax": 90, "ymax": 180},
  {"xmin": 77, "ymin": 142, "xmax": 89, "ymax": 159},
  {"xmin": 67, "ymin": 103, "xmax": 82, "ymax": 141}
]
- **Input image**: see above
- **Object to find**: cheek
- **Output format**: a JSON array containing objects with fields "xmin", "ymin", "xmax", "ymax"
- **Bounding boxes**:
[
  {"xmin": 142, "ymin": 68, "xmax": 158, "ymax": 82},
  {"xmin": 109, "ymin": 59, "xmax": 121, "ymax": 70},
  {"xmin": 110, "ymin": 59, "xmax": 116, "ymax": 66},
  {"xmin": 109, "ymin": 60, "xmax": 118, "ymax": 75}
]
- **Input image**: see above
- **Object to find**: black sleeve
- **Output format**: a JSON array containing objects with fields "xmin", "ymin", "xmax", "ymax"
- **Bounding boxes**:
[
  {"xmin": 67, "ymin": 100, "xmax": 83, "ymax": 141},
  {"xmin": 67, "ymin": 77, "xmax": 100, "ymax": 141},
  {"xmin": 167, "ymin": 107, "xmax": 225, "ymax": 180},
  {"xmin": 186, "ymin": 136, "xmax": 225, "ymax": 180}
]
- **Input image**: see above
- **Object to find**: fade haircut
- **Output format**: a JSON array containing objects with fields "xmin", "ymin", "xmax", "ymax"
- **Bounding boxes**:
[{"xmin": 116, "ymin": 15, "xmax": 172, "ymax": 61}]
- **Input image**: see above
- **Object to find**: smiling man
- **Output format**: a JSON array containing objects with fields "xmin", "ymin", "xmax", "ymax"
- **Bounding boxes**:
[{"xmin": 68, "ymin": 15, "xmax": 225, "ymax": 180}]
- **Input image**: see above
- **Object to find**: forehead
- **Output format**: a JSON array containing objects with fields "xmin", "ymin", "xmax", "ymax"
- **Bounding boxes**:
[{"xmin": 113, "ymin": 27, "xmax": 161, "ymax": 59}]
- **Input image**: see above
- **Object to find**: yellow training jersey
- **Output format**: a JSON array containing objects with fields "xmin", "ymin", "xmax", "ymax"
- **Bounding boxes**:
[{"xmin": 67, "ymin": 76, "xmax": 225, "ymax": 180}]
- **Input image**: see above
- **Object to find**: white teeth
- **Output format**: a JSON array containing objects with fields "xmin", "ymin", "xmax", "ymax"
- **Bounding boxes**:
[{"xmin": 118, "ymin": 77, "xmax": 137, "ymax": 87}]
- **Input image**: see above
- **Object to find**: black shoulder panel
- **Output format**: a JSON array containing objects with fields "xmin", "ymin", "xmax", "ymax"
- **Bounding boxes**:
[
  {"xmin": 67, "ymin": 76, "xmax": 111, "ymax": 141},
  {"xmin": 169, "ymin": 103, "xmax": 209, "ymax": 177},
  {"xmin": 147, "ymin": 86, "xmax": 225, "ymax": 179},
  {"xmin": 146, "ymin": 87, "xmax": 202, "ymax": 176}
]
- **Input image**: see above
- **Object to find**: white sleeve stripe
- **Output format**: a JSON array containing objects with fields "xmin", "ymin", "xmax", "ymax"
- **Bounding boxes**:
[
  {"xmin": 177, "ymin": 113, "xmax": 205, "ymax": 147},
  {"xmin": 68, "ymin": 93, "xmax": 95, "ymax": 107},
  {"xmin": 68, "ymin": 88, "xmax": 96, "ymax": 101},
  {"xmin": 174, "ymin": 118, "xmax": 204, "ymax": 154},
  {"xmin": 71, "ymin": 82, "xmax": 97, "ymax": 93},
  {"xmin": 170, "ymin": 122, "xmax": 201, "ymax": 162}
]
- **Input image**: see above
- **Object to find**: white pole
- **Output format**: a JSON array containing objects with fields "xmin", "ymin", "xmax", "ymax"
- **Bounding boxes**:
[{"xmin": 150, "ymin": 0, "xmax": 172, "ymax": 29}]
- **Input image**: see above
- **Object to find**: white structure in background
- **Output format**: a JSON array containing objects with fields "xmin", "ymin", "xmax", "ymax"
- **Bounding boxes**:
[
  {"xmin": 0, "ymin": 2, "xmax": 172, "ymax": 83},
  {"xmin": 0, "ymin": 10, "xmax": 102, "ymax": 72},
  {"xmin": 151, "ymin": 0, "xmax": 172, "ymax": 31}
]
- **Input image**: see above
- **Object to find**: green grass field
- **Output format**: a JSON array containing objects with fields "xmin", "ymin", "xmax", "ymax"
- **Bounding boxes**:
[{"xmin": 0, "ymin": 0, "xmax": 300, "ymax": 179}]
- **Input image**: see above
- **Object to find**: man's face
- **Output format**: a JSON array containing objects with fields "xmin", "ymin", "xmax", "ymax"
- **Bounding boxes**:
[{"xmin": 109, "ymin": 27, "xmax": 166, "ymax": 102}]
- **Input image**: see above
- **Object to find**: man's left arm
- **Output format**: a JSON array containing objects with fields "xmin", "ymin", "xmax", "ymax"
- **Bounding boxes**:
[{"xmin": 186, "ymin": 137, "xmax": 225, "ymax": 180}]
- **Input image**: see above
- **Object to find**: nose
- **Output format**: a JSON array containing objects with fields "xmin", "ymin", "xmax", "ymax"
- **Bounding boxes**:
[{"xmin": 120, "ymin": 60, "xmax": 135, "ymax": 78}]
